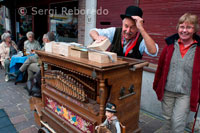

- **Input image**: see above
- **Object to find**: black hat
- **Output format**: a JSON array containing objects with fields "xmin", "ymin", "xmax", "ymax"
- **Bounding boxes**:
[
  {"xmin": 120, "ymin": 6, "xmax": 143, "ymax": 20},
  {"xmin": 105, "ymin": 102, "xmax": 117, "ymax": 113}
]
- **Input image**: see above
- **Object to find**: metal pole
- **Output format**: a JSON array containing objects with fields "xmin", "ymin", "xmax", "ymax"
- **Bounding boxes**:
[{"xmin": 192, "ymin": 103, "xmax": 200, "ymax": 133}]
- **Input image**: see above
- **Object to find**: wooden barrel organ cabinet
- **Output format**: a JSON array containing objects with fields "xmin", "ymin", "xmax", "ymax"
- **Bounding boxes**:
[{"xmin": 35, "ymin": 51, "xmax": 148, "ymax": 133}]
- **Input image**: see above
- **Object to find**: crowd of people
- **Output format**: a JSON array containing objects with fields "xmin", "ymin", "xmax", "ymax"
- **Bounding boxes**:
[
  {"xmin": 9, "ymin": 32, "xmax": 55, "ymax": 81},
  {"xmin": 0, "ymin": 30, "xmax": 55, "ymax": 82},
  {"xmin": 0, "ymin": 5, "xmax": 199, "ymax": 133}
]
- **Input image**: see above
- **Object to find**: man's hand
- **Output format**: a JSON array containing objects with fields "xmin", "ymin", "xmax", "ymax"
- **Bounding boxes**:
[
  {"xmin": 132, "ymin": 16, "xmax": 157, "ymax": 55},
  {"xmin": 89, "ymin": 30, "xmax": 108, "ymax": 43},
  {"xmin": 131, "ymin": 16, "xmax": 144, "ymax": 31},
  {"xmin": 95, "ymin": 126, "xmax": 99, "ymax": 130},
  {"xmin": 31, "ymin": 50, "xmax": 35, "ymax": 54},
  {"xmin": 95, "ymin": 36, "xmax": 107, "ymax": 43}
]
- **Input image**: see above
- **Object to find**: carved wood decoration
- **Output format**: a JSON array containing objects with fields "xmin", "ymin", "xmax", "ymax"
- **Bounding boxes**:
[{"xmin": 36, "ymin": 51, "xmax": 148, "ymax": 133}]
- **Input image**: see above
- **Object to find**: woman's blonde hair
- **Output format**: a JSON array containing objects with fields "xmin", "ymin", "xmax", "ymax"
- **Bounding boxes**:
[{"xmin": 176, "ymin": 13, "xmax": 199, "ymax": 32}]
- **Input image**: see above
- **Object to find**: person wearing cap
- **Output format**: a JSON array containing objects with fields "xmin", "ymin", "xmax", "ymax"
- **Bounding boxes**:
[
  {"xmin": 9, "ymin": 32, "xmax": 55, "ymax": 80},
  {"xmin": 95, "ymin": 102, "xmax": 121, "ymax": 133},
  {"xmin": 24, "ymin": 31, "xmax": 41, "ymax": 55},
  {"xmin": 153, "ymin": 13, "xmax": 200, "ymax": 133},
  {"xmin": 0, "ymin": 32, "xmax": 18, "ymax": 81},
  {"xmin": 90, "ymin": 6, "xmax": 158, "ymax": 59}
]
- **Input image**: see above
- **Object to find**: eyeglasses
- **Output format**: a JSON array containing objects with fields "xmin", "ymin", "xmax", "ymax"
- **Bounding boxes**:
[{"xmin": 179, "ymin": 25, "xmax": 194, "ymax": 30}]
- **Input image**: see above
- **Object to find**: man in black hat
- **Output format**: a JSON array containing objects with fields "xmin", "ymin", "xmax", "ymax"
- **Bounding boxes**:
[
  {"xmin": 95, "ymin": 102, "xmax": 121, "ymax": 133},
  {"xmin": 90, "ymin": 6, "xmax": 158, "ymax": 59}
]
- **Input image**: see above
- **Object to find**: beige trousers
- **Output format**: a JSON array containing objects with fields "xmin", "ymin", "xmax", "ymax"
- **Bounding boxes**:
[
  {"xmin": 161, "ymin": 91, "xmax": 190, "ymax": 133},
  {"xmin": 27, "ymin": 63, "xmax": 40, "ymax": 80},
  {"xmin": 19, "ymin": 56, "xmax": 38, "ymax": 72}
]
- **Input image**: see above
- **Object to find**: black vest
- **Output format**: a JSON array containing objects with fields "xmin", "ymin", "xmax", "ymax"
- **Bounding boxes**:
[
  {"xmin": 105, "ymin": 119, "xmax": 118, "ymax": 133},
  {"xmin": 110, "ymin": 27, "xmax": 143, "ymax": 59}
]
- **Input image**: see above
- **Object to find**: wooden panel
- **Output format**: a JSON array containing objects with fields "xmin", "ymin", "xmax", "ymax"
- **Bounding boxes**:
[
  {"xmin": 37, "ymin": 51, "xmax": 147, "ymax": 133},
  {"xmin": 108, "ymin": 68, "xmax": 143, "ymax": 132},
  {"xmin": 29, "ymin": 97, "xmax": 42, "ymax": 111}
]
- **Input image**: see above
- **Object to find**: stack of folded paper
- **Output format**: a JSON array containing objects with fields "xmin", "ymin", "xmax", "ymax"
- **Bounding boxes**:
[
  {"xmin": 70, "ymin": 45, "xmax": 88, "ymax": 59},
  {"xmin": 45, "ymin": 42, "xmax": 71, "ymax": 56},
  {"xmin": 87, "ymin": 39, "xmax": 117, "ymax": 63},
  {"xmin": 87, "ymin": 38, "xmax": 111, "ymax": 51},
  {"xmin": 57, "ymin": 42, "xmax": 71, "ymax": 56},
  {"xmin": 88, "ymin": 51, "xmax": 117, "ymax": 63}
]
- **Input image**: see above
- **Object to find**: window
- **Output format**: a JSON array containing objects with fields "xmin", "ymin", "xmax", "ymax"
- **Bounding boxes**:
[{"xmin": 50, "ymin": 1, "xmax": 78, "ymax": 42}]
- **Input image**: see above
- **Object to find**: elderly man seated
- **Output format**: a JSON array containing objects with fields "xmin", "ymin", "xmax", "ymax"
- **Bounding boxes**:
[
  {"xmin": 9, "ymin": 32, "xmax": 55, "ymax": 80},
  {"xmin": 24, "ymin": 31, "xmax": 41, "ymax": 55}
]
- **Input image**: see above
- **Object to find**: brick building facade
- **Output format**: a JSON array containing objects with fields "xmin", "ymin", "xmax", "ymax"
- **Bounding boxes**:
[
  {"xmin": 2, "ymin": 0, "xmax": 200, "ymax": 64},
  {"xmin": 96, "ymin": 0, "xmax": 200, "ymax": 64}
]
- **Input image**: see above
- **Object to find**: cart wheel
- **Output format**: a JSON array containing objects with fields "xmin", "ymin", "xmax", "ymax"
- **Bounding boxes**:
[{"xmin": 38, "ymin": 127, "xmax": 50, "ymax": 133}]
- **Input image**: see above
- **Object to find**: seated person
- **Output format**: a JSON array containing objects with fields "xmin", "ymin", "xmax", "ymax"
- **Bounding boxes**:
[
  {"xmin": 17, "ymin": 30, "xmax": 27, "ymax": 52},
  {"xmin": 10, "ymin": 32, "xmax": 55, "ymax": 80},
  {"xmin": 24, "ymin": 31, "xmax": 41, "ymax": 55},
  {"xmin": 95, "ymin": 102, "xmax": 121, "ymax": 133},
  {"xmin": 26, "ymin": 32, "xmax": 55, "ymax": 80},
  {"xmin": 0, "ymin": 32, "xmax": 18, "ymax": 81}
]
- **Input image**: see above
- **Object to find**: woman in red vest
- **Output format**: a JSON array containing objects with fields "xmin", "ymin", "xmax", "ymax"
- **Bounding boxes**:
[{"xmin": 153, "ymin": 13, "xmax": 200, "ymax": 133}]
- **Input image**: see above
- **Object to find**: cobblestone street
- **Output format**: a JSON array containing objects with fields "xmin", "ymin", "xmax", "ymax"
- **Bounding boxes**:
[
  {"xmin": 0, "ymin": 68, "xmax": 191, "ymax": 133},
  {"xmin": 0, "ymin": 69, "xmax": 38, "ymax": 133}
]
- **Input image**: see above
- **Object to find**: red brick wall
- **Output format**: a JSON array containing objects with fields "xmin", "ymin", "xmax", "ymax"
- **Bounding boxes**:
[
  {"xmin": 97, "ymin": 0, "xmax": 200, "ymax": 64},
  {"xmin": 96, "ymin": 0, "xmax": 138, "ymax": 28},
  {"xmin": 140, "ymin": 0, "xmax": 200, "ymax": 64}
]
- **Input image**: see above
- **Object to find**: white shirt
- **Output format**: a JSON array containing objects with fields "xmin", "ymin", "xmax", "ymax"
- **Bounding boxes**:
[{"xmin": 91, "ymin": 27, "xmax": 159, "ymax": 57}]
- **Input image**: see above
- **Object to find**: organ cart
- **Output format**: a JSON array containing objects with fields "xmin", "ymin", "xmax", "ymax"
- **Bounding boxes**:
[{"xmin": 34, "ymin": 50, "xmax": 148, "ymax": 133}]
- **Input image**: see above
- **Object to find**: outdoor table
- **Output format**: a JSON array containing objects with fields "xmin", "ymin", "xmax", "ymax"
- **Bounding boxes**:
[{"xmin": 9, "ymin": 54, "xmax": 33, "ymax": 82}]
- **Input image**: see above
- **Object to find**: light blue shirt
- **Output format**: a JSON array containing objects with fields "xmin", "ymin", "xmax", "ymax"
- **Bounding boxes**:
[{"xmin": 91, "ymin": 27, "xmax": 158, "ymax": 57}]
